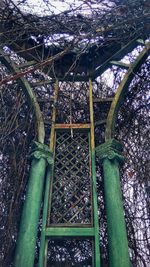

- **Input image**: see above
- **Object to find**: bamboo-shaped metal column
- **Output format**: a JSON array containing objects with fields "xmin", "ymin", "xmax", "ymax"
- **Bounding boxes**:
[
  {"xmin": 95, "ymin": 44, "xmax": 150, "ymax": 267},
  {"xmin": 96, "ymin": 139, "xmax": 130, "ymax": 267},
  {"xmin": 14, "ymin": 142, "xmax": 53, "ymax": 267}
]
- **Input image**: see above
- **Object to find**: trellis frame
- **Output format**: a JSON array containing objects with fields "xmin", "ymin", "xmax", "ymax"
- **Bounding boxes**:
[
  {"xmin": 38, "ymin": 79, "xmax": 101, "ymax": 267},
  {"xmin": 0, "ymin": 40, "xmax": 149, "ymax": 267}
]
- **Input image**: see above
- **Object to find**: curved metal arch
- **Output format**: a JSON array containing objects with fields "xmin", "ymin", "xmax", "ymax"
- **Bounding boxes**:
[
  {"xmin": 0, "ymin": 50, "xmax": 45, "ymax": 143},
  {"xmin": 92, "ymin": 37, "xmax": 145, "ymax": 79},
  {"xmin": 105, "ymin": 42, "xmax": 150, "ymax": 141}
]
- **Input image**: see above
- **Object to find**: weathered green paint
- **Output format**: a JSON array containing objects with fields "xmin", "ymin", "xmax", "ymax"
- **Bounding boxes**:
[
  {"xmin": 38, "ymin": 166, "xmax": 52, "ymax": 267},
  {"xmin": 97, "ymin": 43, "xmax": 150, "ymax": 267},
  {"xmin": 91, "ymin": 150, "xmax": 101, "ymax": 267},
  {"xmin": 96, "ymin": 140, "xmax": 131, "ymax": 267},
  {"xmin": 89, "ymin": 79, "xmax": 101, "ymax": 267},
  {"xmin": 105, "ymin": 42, "xmax": 150, "ymax": 140},
  {"xmin": 14, "ymin": 143, "xmax": 53, "ymax": 267},
  {"xmin": 30, "ymin": 141, "xmax": 53, "ymax": 164},
  {"xmin": 38, "ymin": 81, "xmax": 59, "ymax": 267},
  {"xmin": 103, "ymin": 159, "xmax": 131, "ymax": 267},
  {"xmin": 96, "ymin": 139, "xmax": 124, "ymax": 163},
  {"xmin": 14, "ymin": 157, "xmax": 46, "ymax": 267},
  {"xmin": 45, "ymin": 227, "xmax": 95, "ymax": 236},
  {"xmin": 0, "ymin": 50, "xmax": 50, "ymax": 267},
  {"xmin": 103, "ymin": 158, "xmax": 131, "ymax": 267},
  {"xmin": 0, "ymin": 51, "xmax": 51, "ymax": 267}
]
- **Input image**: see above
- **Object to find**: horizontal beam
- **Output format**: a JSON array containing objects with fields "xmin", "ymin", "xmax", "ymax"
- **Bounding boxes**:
[
  {"xmin": 55, "ymin": 123, "xmax": 91, "ymax": 129},
  {"xmin": 93, "ymin": 97, "xmax": 113, "ymax": 103},
  {"xmin": 45, "ymin": 227, "xmax": 95, "ymax": 237},
  {"xmin": 109, "ymin": 60, "xmax": 130, "ymax": 69}
]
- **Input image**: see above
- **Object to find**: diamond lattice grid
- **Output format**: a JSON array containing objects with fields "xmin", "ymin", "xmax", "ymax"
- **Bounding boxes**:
[{"xmin": 49, "ymin": 131, "xmax": 92, "ymax": 225}]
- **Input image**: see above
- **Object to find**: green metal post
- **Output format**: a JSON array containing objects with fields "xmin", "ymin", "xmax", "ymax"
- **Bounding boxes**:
[
  {"xmin": 38, "ymin": 166, "xmax": 52, "ymax": 267},
  {"xmin": 89, "ymin": 79, "xmax": 101, "ymax": 267},
  {"xmin": 96, "ymin": 139, "xmax": 131, "ymax": 267},
  {"xmin": 14, "ymin": 142, "xmax": 53, "ymax": 267}
]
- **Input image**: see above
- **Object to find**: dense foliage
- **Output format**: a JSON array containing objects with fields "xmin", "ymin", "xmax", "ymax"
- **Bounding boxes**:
[{"xmin": 0, "ymin": 0, "xmax": 149, "ymax": 266}]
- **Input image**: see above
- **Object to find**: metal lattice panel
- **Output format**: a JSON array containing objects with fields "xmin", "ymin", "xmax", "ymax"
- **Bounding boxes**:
[{"xmin": 48, "ymin": 131, "xmax": 92, "ymax": 225}]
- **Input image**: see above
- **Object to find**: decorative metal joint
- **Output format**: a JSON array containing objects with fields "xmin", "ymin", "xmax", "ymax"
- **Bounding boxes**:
[
  {"xmin": 96, "ymin": 139, "xmax": 124, "ymax": 163},
  {"xmin": 29, "ymin": 141, "xmax": 53, "ymax": 165}
]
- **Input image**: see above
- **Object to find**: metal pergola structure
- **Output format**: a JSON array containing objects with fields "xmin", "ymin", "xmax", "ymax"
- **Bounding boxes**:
[{"xmin": 0, "ymin": 36, "xmax": 150, "ymax": 267}]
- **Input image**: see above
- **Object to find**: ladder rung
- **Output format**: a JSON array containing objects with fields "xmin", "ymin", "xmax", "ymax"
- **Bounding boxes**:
[
  {"xmin": 93, "ymin": 97, "xmax": 113, "ymax": 103},
  {"xmin": 55, "ymin": 123, "xmax": 91, "ymax": 129},
  {"xmin": 45, "ymin": 227, "xmax": 95, "ymax": 237}
]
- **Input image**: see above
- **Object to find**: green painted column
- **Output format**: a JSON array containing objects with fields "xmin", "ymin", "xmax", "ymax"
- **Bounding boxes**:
[
  {"xmin": 96, "ymin": 139, "xmax": 131, "ymax": 267},
  {"xmin": 14, "ymin": 141, "xmax": 53, "ymax": 267}
]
